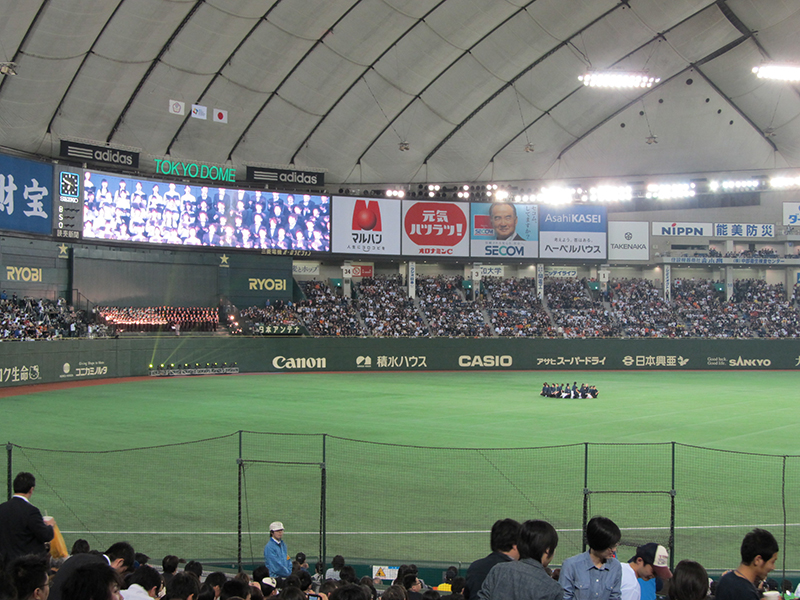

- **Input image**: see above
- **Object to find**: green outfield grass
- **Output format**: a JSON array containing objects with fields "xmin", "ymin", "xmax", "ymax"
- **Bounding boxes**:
[{"xmin": 3, "ymin": 370, "xmax": 800, "ymax": 571}]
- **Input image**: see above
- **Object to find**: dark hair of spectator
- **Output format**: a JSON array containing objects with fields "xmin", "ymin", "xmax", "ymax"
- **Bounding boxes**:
[
  {"xmin": 319, "ymin": 580, "xmax": 340, "ymax": 596},
  {"xmin": 517, "ymin": 520, "xmax": 559, "ymax": 562},
  {"xmin": 184, "ymin": 561, "xmax": 203, "ymax": 579},
  {"xmin": 359, "ymin": 577, "xmax": 377, "ymax": 600},
  {"xmin": 249, "ymin": 585, "xmax": 263, "ymax": 600},
  {"xmin": 339, "ymin": 566, "xmax": 357, "ymax": 585},
  {"xmin": 220, "ymin": 580, "xmax": 249, "ymax": 600},
  {"xmin": 380, "ymin": 585, "xmax": 409, "ymax": 600},
  {"xmin": 450, "ymin": 577, "xmax": 466, "ymax": 594},
  {"xmin": 205, "ymin": 573, "xmax": 228, "ymax": 589},
  {"xmin": 403, "ymin": 574, "xmax": 419, "ymax": 590},
  {"xmin": 741, "ymin": 528, "xmax": 779, "ymax": 565},
  {"xmin": 163, "ymin": 556, "xmax": 181, "ymax": 575},
  {"xmin": 197, "ymin": 583, "xmax": 215, "ymax": 600},
  {"xmin": 667, "ymin": 560, "xmax": 708, "ymax": 600},
  {"xmin": 13, "ymin": 472, "xmax": 36, "ymax": 494},
  {"xmin": 585, "ymin": 516, "xmax": 621, "ymax": 552},
  {"xmin": 252, "ymin": 566, "xmax": 269, "ymax": 584},
  {"xmin": 105, "ymin": 542, "xmax": 136, "ymax": 570},
  {"xmin": 167, "ymin": 572, "xmax": 201, "ymax": 600},
  {"xmin": 295, "ymin": 553, "xmax": 306, "ymax": 564},
  {"xmin": 8, "ymin": 554, "xmax": 49, "ymax": 600},
  {"xmin": 70, "ymin": 539, "xmax": 90, "ymax": 555},
  {"xmin": 490, "ymin": 518, "xmax": 521, "ymax": 553},
  {"xmin": 283, "ymin": 575, "xmax": 301, "ymax": 589},
  {"xmin": 128, "ymin": 565, "xmax": 162, "ymax": 594},
  {"xmin": 62, "ymin": 563, "xmax": 122, "ymax": 600},
  {"xmin": 135, "ymin": 553, "xmax": 150, "ymax": 566},
  {"xmin": 329, "ymin": 584, "xmax": 370, "ymax": 600},
  {"xmin": 331, "ymin": 555, "xmax": 345, "ymax": 571},
  {"xmin": 421, "ymin": 591, "xmax": 440, "ymax": 600},
  {"xmin": 294, "ymin": 571, "xmax": 312, "ymax": 591},
  {"xmin": 277, "ymin": 587, "xmax": 305, "ymax": 600}
]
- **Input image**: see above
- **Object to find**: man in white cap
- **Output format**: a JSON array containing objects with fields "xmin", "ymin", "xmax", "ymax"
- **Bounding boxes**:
[
  {"xmin": 621, "ymin": 543, "xmax": 673, "ymax": 600},
  {"xmin": 263, "ymin": 521, "xmax": 292, "ymax": 579}
]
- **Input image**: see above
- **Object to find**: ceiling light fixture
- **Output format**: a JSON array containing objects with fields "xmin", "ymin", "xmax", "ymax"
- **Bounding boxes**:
[
  {"xmin": 645, "ymin": 135, "xmax": 658, "ymax": 144},
  {"xmin": 524, "ymin": 142, "xmax": 535, "ymax": 152},
  {"xmin": 398, "ymin": 141, "xmax": 410, "ymax": 151},
  {"xmin": 579, "ymin": 70, "xmax": 660, "ymax": 89},
  {"xmin": 0, "ymin": 62, "xmax": 17, "ymax": 76},
  {"xmin": 752, "ymin": 64, "xmax": 800, "ymax": 82}
]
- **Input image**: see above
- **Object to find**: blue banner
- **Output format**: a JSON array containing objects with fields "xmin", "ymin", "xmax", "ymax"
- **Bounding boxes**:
[
  {"xmin": 539, "ymin": 205, "xmax": 607, "ymax": 260},
  {"xmin": 539, "ymin": 204, "xmax": 606, "ymax": 232},
  {"xmin": 0, "ymin": 154, "xmax": 53, "ymax": 235}
]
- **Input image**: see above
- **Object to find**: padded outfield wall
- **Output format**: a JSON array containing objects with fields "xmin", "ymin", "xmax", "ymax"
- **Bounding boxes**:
[{"xmin": 2, "ymin": 337, "xmax": 799, "ymax": 387}]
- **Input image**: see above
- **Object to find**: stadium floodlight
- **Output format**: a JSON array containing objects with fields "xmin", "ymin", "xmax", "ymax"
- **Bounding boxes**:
[
  {"xmin": 535, "ymin": 186, "xmax": 578, "ymax": 204},
  {"xmin": 645, "ymin": 182, "xmax": 695, "ymax": 200},
  {"xmin": 752, "ymin": 64, "xmax": 800, "ymax": 82},
  {"xmin": 579, "ymin": 70, "xmax": 660, "ymax": 89},
  {"xmin": 770, "ymin": 175, "xmax": 800, "ymax": 189},
  {"xmin": 589, "ymin": 185, "xmax": 633, "ymax": 203}
]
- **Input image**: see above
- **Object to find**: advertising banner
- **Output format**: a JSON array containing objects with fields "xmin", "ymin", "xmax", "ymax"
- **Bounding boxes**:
[
  {"xmin": 401, "ymin": 200, "xmax": 470, "ymax": 257},
  {"xmin": 0, "ymin": 153, "xmax": 53, "ymax": 235},
  {"xmin": 608, "ymin": 221, "xmax": 649, "ymax": 261},
  {"xmin": 539, "ymin": 205, "xmax": 607, "ymax": 260},
  {"xmin": 712, "ymin": 223, "xmax": 774, "ymax": 238},
  {"xmin": 543, "ymin": 266, "xmax": 578, "ymax": 278},
  {"xmin": 652, "ymin": 222, "xmax": 713, "ymax": 236},
  {"xmin": 469, "ymin": 202, "xmax": 538, "ymax": 258},
  {"xmin": 331, "ymin": 196, "xmax": 401, "ymax": 255},
  {"xmin": 783, "ymin": 202, "xmax": 800, "ymax": 226}
]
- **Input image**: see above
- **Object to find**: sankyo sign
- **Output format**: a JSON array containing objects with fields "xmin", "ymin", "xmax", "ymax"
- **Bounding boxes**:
[{"xmin": 153, "ymin": 159, "xmax": 236, "ymax": 183}]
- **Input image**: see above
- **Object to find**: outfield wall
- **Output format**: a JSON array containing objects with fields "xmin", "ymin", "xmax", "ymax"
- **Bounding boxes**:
[{"xmin": 3, "ymin": 337, "xmax": 799, "ymax": 387}]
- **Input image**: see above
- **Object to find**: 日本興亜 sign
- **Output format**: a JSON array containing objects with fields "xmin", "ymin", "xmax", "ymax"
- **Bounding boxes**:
[{"xmin": 153, "ymin": 159, "xmax": 236, "ymax": 183}]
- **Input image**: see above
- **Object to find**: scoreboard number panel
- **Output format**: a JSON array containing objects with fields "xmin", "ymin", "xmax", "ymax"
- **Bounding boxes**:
[{"xmin": 53, "ymin": 169, "xmax": 84, "ymax": 240}]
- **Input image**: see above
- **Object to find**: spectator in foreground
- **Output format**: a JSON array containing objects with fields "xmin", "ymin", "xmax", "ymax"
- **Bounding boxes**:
[
  {"xmin": 716, "ymin": 529, "xmax": 778, "ymax": 600},
  {"xmin": 464, "ymin": 519, "xmax": 521, "ymax": 599},
  {"xmin": 8, "ymin": 554, "xmax": 50, "ymax": 600},
  {"xmin": 477, "ymin": 519, "xmax": 562, "ymax": 600},
  {"xmin": 61, "ymin": 563, "xmax": 123, "ymax": 600},
  {"xmin": 560, "ymin": 516, "xmax": 622, "ymax": 600},
  {"xmin": 667, "ymin": 561, "xmax": 708, "ymax": 600}
]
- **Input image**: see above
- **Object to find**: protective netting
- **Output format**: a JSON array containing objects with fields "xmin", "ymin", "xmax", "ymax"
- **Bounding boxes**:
[{"xmin": 5, "ymin": 437, "xmax": 800, "ymax": 575}]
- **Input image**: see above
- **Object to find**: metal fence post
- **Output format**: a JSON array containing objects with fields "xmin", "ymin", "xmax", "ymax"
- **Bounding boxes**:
[
  {"xmin": 320, "ymin": 434, "xmax": 327, "ymax": 570},
  {"xmin": 6, "ymin": 443, "xmax": 11, "ymax": 501},
  {"xmin": 670, "ymin": 442, "xmax": 676, "ymax": 570},
  {"xmin": 782, "ymin": 455, "xmax": 787, "ymax": 582},
  {"xmin": 582, "ymin": 442, "xmax": 589, "ymax": 552},
  {"xmin": 237, "ymin": 430, "xmax": 243, "ymax": 573}
]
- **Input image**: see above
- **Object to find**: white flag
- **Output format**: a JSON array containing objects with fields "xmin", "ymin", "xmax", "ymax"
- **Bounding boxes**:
[
  {"xmin": 169, "ymin": 100, "xmax": 185, "ymax": 116},
  {"xmin": 191, "ymin": 104, "xmax": 207, "ymax": 120},
  {"xmin": 213, "ymin": 108, "xmax": 228, "ymax": 123}
]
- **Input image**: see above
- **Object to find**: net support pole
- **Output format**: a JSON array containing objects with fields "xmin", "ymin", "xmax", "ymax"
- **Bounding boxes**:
[
  {"xmin": 6, "ymin": 443, "xmax": 11, "ymax": 501},
  {"xmin": 670, "ymin": 442, "xmax": 676, "ymax": 569},
  {"xmin": 237, "ymin": 430, "xmax": 243, "ymax": 573},
  {"xmin": 320, "ymin": 434, "xmax": 327, "ymax": 569},
  {"xmin": 582, "ymin": 442, "xmax": 589, "ymax": 552},
  {"xmin": 782, "ymin": 455, "xmax": 787, "ymax": 582}
]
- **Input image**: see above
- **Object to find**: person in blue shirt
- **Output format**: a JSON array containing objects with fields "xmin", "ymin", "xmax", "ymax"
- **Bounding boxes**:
[
  {"xmin": 264, "ymin": 521, "xmax": 292, "ymax": 578},
  {"xmin": 560, "ymin": 516, "xmax": 622, "ymax": 600}
]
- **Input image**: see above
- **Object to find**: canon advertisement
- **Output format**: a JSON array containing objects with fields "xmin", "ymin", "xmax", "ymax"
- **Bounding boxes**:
[
  {"xmin": 470, "ymin": 201, "xmax": 538, "ymax": 258},
  {"xmin": 331, "ymin": 196, "xmax": 402, "ymax": 255},
  {"xmin": 539, "ymin": 205, "xmax": 607, "ymax": 260},
  {"xmin": 401, "ymin": 200, "xmax": 470, "ymax": 257}
]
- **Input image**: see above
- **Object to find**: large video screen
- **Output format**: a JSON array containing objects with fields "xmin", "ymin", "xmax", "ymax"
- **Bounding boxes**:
[{"xmin": 81, "ymin": 171, "xmax": 330, "ymax": 253}]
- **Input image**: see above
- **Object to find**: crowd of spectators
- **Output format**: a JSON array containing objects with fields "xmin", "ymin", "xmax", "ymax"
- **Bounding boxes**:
[
  {"xmin": 96, "ymin": 306, "xmax": 218, "ymax": 333},
  {"xmin": 608, "ymin": 278, "xmax": 681, "ymax": 338},
  {"xmin": 478, "ymin": 278, "xmax": 555, "ymax": 337},
  {"xmin": 417, "ymin": 276, "xmax": 491, "ymax": 337},
  {"xmin": 296, "ymin": 282, "xmax": 365, "ymax": 337},
  {"xmin": 545, "ymin": 279, "xmax": 619, "ymax": 338},
  {"xmin": 0, "ymin": 295, "xmax": 102, "ymax": 340},
  {"xmin": 356, "ymin": 275, "xmax": 428, "ymax": 337},
  {"xmin": 239, "ymin": 303, "xmax": 302, "ymax": 332}
]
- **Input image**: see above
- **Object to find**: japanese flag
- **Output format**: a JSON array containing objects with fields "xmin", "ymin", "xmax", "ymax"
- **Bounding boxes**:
[
  {"xmin": 169, "ymin": 100, "xmax": 185, "ymax": 116},
  {"xmin": 191, "ymin": 104, "xmax": 207, "ymax": 120},
  {"xmin": 213, "ymin": 108, "xmax": 228, "ymax": 123}
]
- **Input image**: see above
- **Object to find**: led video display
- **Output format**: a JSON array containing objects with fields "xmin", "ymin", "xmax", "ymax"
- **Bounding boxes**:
[{"xmin": 81, "ymin": 170, "xmax": 330, "ymax": 253}]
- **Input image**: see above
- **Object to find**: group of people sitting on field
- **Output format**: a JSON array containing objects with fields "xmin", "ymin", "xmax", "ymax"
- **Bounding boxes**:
[{"xmin": 541, "ymin": 382, "xmax": 598, "ymax": 399}]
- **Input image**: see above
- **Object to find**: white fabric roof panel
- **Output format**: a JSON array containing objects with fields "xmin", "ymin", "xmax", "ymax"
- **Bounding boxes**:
[{"xmin": 1, "ymin": 0, "xmax": 800, "ymax": 186}]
